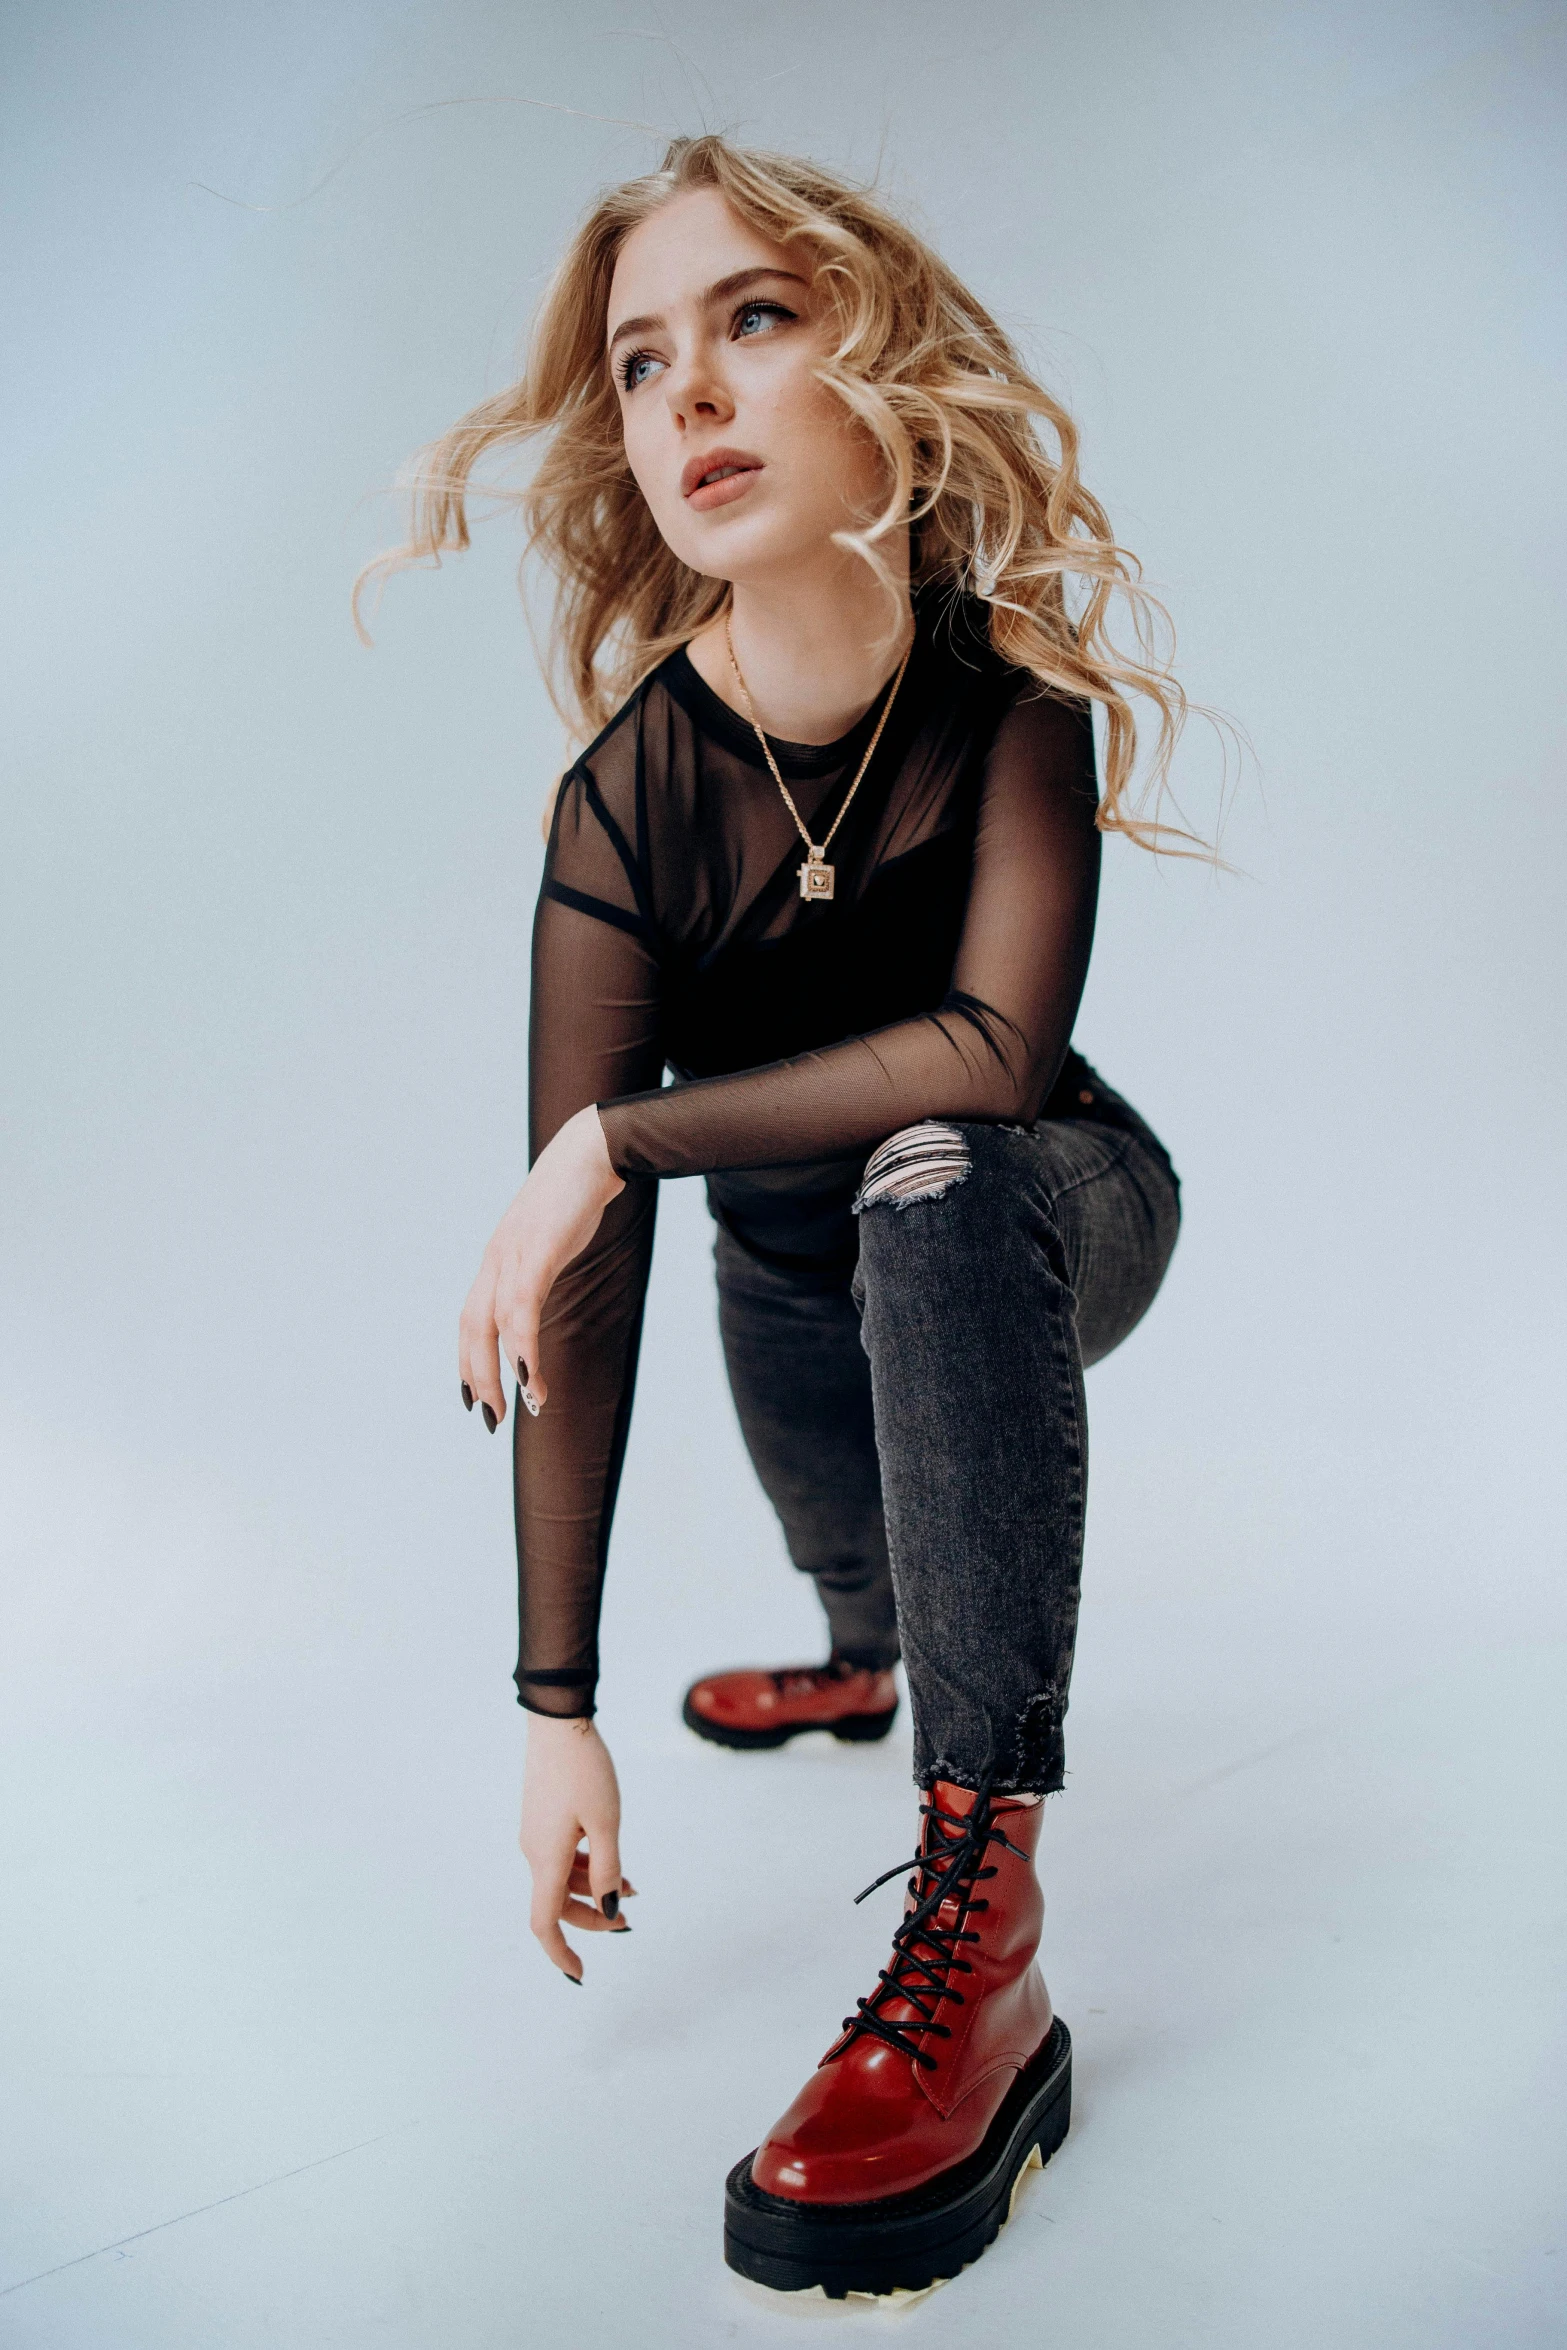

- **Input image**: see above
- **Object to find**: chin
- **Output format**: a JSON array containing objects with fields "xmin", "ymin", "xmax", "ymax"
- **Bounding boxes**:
[{"xmin": 673, "ymin": 513, "xmax": 829, "ymax": 585}]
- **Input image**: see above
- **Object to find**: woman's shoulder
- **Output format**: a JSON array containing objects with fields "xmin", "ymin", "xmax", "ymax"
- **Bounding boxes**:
[
  {"xmin": 565, "ymin": 656, "xmax": 699, "ymax": 801},
  {"xmin": 548, "ymin": 661, "xmax": 706, "ymax": 903},
  {"xmin": 930, "ymin": 591, "xmax": 1093, "ymax": 726},
  {"xmin": 550, "ymin": 667, "xmax": 660, "ymax": 849},
  {"xmin": 919, "ymin": 587, "xmax": 1032, "ymax": 712}
]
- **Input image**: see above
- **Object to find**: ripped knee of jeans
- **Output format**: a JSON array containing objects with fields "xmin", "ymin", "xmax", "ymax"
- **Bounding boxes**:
[{"xmin": 853, "ymin": 1121, "xmax": 972, "ymax": 1213}]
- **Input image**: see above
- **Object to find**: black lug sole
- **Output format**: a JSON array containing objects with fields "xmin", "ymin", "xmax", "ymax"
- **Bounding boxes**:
[
  {"xmin": 681, "ymin": 1693, "xmax": 899, "ymax": 1750},
  {"xmin": 724, "ymin": 2017, "xmax": 1071, "ymax": 2298}
]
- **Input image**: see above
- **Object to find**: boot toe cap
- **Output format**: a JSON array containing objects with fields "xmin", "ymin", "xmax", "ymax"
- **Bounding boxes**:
[
  {"xmin": 752, "ymin": 2117, "xmax": 947, "ymax": 2204},
  {"xmin": 750, "ymin": 2061, "xmax": 952, "ymax": 2205},
  {"xmin": 686, "ymin": 1670, "xmax": 771, "ymax": 1724}
]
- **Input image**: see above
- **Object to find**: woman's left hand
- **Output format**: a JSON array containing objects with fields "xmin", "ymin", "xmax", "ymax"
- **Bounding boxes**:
[{"xmin": 459, "ymin": 1105, "xmax": 625, "ymax": 1428}]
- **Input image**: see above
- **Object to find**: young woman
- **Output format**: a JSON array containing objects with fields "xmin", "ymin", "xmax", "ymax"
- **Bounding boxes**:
[{"xmin": 377, "ymin": 134, "xmax": 1187, "ymax": 2296}]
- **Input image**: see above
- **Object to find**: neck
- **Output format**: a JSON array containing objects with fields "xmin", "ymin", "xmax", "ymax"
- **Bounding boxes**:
[{"xmin": 690, "ymin": 537, "xmax": 913, "ymax": 746}]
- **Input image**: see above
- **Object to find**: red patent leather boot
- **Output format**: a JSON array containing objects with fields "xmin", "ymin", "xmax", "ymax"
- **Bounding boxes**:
[
  {"xmin": 724, "ymin": 1780, "xmax": 1072, "ymax": 2297},
  {"xmin": 682, "ymin": 1657, "xmax": 898, "ymax": 1750}
]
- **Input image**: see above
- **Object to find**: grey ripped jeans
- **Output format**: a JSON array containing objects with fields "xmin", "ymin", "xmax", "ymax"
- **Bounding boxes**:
[{"xmin": 714, "ymin": 1068, "xmax": 1181, "ymax": 1794}]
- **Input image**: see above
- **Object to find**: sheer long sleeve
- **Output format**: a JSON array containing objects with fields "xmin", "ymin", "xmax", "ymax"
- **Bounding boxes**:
[
  {"xmin": 511, "ymin": 773, "xmax": 665, "ymax": 1718},
  {"xmin": 597, "ymin": 689, "xmax": 1100, "ymax": 1180}
]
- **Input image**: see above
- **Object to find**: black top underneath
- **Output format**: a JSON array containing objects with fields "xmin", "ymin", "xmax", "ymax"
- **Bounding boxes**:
[{"xmin": 516, "ymin": 589, "xmax": 1102, "ymax": 1715}]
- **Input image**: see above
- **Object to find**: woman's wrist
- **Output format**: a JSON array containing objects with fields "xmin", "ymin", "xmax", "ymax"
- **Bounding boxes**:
[
  {"xmin": 581, "ymin": 1102, "xmax": 625, "ymax": 1200},
  {"xmin": 526, "ymin": 1710, "xmax": 598, "ymax": 1741}
]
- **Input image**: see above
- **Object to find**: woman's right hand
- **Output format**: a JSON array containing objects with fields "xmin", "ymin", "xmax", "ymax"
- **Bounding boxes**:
[
  {"xmin": 519, "ymin": 1714, "xmax": 635, "ymax": 1982},
  {"xmin": 459, "ymin": 1105, "xmax": 624, "ymax": 1432}
]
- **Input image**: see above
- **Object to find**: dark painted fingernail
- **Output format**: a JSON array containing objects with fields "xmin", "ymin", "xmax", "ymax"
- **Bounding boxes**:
[
  {"xmin": 564, "ymin": 1972, "xmax": 581, "ymax": 1987},
  {"xmin": 614, "ymin": 1918, "xmax": 632, "ymax": 1933},
  {"xmin": 482, "ymin": 1402, "xmax": 497, "ymax": 1433},
  {"xmin": 461, "ymin": 1382, "xmax": 473, "ymax": 1412},
  {"xmin": 601, "ymin": 1890, "xmax": 619, "ymax": 1921},
  {"xmin": 517, "ymin": 1356, "xmax": 528, "ymax": 1382}
]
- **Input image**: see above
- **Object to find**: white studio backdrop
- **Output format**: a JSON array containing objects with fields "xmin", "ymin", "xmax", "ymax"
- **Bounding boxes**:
[{"xmin": 2, "ymin": 5, "xmax": 1564, "ymax": 2346}]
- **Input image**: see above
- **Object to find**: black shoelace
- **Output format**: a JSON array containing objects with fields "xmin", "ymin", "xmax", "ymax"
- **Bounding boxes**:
[{"xmin": 840, "ymin": 1777, "xmax": 1028, "ymax": 2070}]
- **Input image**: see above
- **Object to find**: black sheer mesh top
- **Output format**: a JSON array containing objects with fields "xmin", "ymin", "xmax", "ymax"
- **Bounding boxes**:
[{"xmin": 515, "ymin": 589, "xmax": 1102, "ymax": 1717}]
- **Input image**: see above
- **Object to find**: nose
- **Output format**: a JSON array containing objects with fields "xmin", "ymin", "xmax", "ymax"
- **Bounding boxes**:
[{"xmin": 664, "ymin": 340, "xmax": 734, "ymax": 431}]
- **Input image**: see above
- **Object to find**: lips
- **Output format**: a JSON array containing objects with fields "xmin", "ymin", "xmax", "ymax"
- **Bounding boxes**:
[{"xmin": 681, "ymin": 447, "xmax": 765, "ymax": 510}]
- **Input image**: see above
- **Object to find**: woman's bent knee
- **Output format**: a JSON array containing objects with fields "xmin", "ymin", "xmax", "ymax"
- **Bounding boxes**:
[{"xmin": 853, "ymin": 1121, "xmax": 973, "ymax": 1212}]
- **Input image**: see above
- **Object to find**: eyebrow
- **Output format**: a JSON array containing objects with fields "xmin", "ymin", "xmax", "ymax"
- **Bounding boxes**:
[{"xmin": 606, "ymin": 265, "xmax": 810, "ymax": 355}]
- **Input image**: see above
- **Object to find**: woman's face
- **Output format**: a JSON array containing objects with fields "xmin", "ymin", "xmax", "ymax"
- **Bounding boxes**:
[{"xmin": 607, "ymin": 187, "xmax": 887, "ymax": 584}]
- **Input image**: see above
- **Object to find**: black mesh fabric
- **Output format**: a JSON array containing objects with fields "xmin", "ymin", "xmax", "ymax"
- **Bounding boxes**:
[{"xmin": 513, "ymin": 590, "xmax": 1102, "ymax": 1715}]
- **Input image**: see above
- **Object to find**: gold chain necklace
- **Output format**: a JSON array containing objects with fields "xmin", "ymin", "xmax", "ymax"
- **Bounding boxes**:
[{"xmin": 725, "ymin": 613, "xmax": 913, "ymax": 903}]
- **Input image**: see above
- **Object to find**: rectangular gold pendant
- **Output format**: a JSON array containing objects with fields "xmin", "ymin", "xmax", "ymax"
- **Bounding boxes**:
[{"xmin": 799, "ymin": 854, "xmax": 835, "ymax": 902}]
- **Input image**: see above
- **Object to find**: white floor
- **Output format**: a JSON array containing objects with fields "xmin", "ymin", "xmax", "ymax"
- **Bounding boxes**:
[{"xmin": 3, "ymin": 1362, "xmax": 1563, "ymax": 2349}]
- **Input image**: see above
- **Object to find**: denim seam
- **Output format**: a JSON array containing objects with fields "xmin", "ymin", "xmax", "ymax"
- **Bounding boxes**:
[
  {"xmin": 1041, "ymin": 1129, "xmax": 1137, "ymax": 1208},
  {"xmin": 1004, "ymin": 1225, "xmax": 1087, "ymax": 1791}
]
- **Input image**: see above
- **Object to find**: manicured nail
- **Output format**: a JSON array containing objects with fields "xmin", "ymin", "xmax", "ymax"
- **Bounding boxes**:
[
  {"xmin": 482, "ymin": 1402, "xmax": 497, "ymax": 1433},
  {"xmin": 601, "ymin": 1890, "xmax": 619, "ymax": 1921},
  {"xmin": 613, "ymin": 1918, "xmax": 632, "ymax": 1933},
  {"xmin": 461, "ymin": 1382, "xmax": 473, "ymax": 1412},
  {"xmin": 564, "ymin": 1972, "xmax": 581, "ymax": 1987},
  {"xmin": 522, "ymin": 1390, "xmax": 541, "ymax": 1418}
]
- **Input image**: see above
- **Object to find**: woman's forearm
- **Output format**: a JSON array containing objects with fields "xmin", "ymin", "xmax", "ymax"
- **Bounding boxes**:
[{"xmin": 596, "ymin": 996, "xmax": 1057, "ymax": 1182}]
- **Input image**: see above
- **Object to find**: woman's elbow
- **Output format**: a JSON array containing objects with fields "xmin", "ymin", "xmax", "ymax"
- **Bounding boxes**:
[{"xmin": 983, "ymin": 1071, "xmax": 1037, "ymax": 1124}]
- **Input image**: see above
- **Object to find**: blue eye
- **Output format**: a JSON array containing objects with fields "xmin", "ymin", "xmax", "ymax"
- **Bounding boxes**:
[
  {"xmin": 735, "ymin": 301, "xmax": 792, "ymax": 338},
  {"xmin": 621, "ymin": 349, "xmax": 661, "ymax": 392}
]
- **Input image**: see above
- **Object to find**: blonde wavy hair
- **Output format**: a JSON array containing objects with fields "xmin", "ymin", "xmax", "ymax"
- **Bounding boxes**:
[{"xmin": 360, "ymin": 133, "xmax": 1200, "ymax": 850}]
